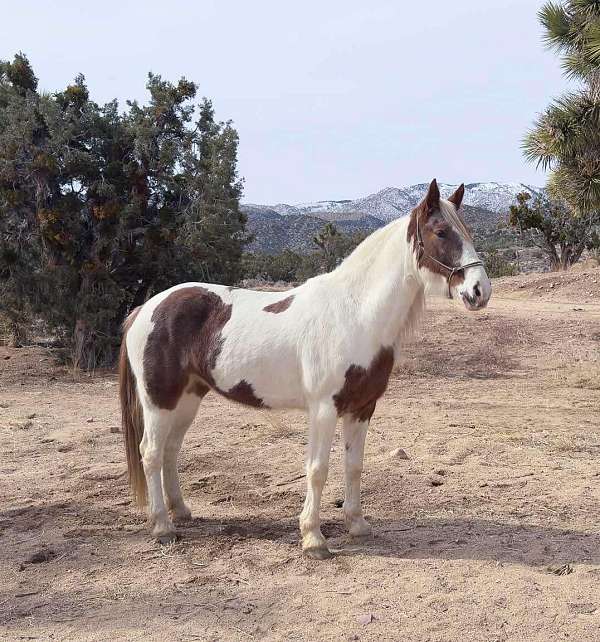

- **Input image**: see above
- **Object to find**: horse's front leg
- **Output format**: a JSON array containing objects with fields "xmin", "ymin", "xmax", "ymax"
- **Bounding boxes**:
[
  {"xmin": 342, "ymin": 413, "xmax": 372, "ymax": 537},
  {"xmin": 299, "ymin": 401, "xmax": 338, "ymax": 559}
]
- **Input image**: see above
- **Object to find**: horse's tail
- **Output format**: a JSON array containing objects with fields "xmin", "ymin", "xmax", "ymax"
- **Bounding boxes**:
[{"xmin": 119, "ymin": 307, "xmax": 147, "ymax": 508}]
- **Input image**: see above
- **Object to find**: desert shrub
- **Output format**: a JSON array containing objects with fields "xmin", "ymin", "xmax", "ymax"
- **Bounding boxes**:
[
  {"xmin": 485, "ymin": 250, "xmax": 518, "ymax": 278},
  {"xmin": 509, "ymin": 193, "xmax": 600, "ymax": 271}
]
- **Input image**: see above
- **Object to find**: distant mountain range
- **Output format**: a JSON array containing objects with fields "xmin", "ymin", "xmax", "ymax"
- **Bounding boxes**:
[{"xmin": 241, "ymin": 182, "xmax": 543, "ymax": 254}]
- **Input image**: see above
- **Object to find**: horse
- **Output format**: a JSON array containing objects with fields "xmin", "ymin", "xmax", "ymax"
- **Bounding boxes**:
[{"xmin": 119, "ymin": 178, "xmax": 491, "ymax": 559}]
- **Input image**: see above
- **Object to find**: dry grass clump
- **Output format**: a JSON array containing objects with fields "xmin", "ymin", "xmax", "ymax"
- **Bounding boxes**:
[
  {"xmin": 0, "ymin": 313, "xmax": 12, "ymax": 346},
  {"xmin": 396, "ymin": 314, "xmax": 531, "ymax": 380}
]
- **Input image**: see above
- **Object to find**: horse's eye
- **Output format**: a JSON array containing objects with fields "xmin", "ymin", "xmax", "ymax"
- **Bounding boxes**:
[{"xmin": 435, "ymin": 229, "xmax": 446, "ymax": 239}]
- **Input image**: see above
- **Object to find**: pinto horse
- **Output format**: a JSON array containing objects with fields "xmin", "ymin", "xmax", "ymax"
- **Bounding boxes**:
[{"xmin": 119, "ymin": 178, "xmax": 491, "ymax": 559}]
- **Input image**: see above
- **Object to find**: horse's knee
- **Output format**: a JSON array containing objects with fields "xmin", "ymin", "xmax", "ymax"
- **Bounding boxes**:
[
  {"xmin": 142, "ymin": 448, "xmax": 163, "ymax": 474},
  {"xmin": 306, "ymin": 462, "xmax": 328, "ymax": 487},
  {"xmin": 345, "ymin": 460, "xmax": 363, "ymax": 477}
]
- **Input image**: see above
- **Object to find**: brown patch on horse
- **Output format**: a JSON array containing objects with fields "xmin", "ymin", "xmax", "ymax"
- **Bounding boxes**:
[
  {"xmin": 187, "ymin": 379, "xmax": 210, "ymax": 398},
  {"xmin": 263, "ymin": 295, "xmax": 295, "ymax": 314},
  {"xmin": 333, "ymin": 347, "xmax": 394, "ymax": 422},
  {"xmin": 223, "ymin": 380, "xmax": 265, "ymax": 407},
  {"xmin": 144, "ymin": 287, "xmax": 268, "ymax": 411},
  {"xmin": 144, "ymin": 287, "xmax": 232, "ymax": 410}
]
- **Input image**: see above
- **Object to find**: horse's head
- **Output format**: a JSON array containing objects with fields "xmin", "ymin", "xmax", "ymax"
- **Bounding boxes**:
[{"xmin": 408, "ymin": 178, "xmax": 491, "ymax": 310}]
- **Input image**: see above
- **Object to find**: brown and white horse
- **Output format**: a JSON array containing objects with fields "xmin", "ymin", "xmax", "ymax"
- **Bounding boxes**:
[{"xmin": 119, "ymin": 179, "xmax": 491, "ymax": 559}]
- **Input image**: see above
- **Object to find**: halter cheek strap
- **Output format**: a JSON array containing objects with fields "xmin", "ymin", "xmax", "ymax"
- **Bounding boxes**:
[{"xmin": 416, "ymin": 214, "xmax": 483, "ymax": 299}]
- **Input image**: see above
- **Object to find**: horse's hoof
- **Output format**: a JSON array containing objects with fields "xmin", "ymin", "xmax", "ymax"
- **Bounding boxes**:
[
  {"xmin": 156, "ymin": 533, "xmax": 178, "ymax": 546},
  {"xmin": 348, "ymin": 519, "xmax": 373, "ymax": 538},
  {"xmin": 304, "ymin": 547, "xmax": 333, "ymax": 560}
]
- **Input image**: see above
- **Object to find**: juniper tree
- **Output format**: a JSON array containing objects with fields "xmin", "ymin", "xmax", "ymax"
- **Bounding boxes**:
[
  {"xmin": 313, "ymin": 223, "xmax": 366, "ymax": 273},
  {"xmin": 0, "ymin": 54, "xmax": 248, "ymax": 366},
  {"xmin": 179, "ymin": 98, "xmax": 249, "ymax": 284},
  {"xmin": 0, "ymin": 53, "xmax": 45, "ymax": 344}
]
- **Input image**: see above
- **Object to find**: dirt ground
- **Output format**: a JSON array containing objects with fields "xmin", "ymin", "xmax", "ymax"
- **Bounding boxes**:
[{"xmin": 1, "ymin": 271, "xmax": 600, "ymax": 642}]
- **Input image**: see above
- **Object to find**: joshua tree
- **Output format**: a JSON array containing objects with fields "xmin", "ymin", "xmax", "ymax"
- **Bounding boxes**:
[{"xmin": 523, "ymin": 1, "xmax": 600, "ymax": 214}]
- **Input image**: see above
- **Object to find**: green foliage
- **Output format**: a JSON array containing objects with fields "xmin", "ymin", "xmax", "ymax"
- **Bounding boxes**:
[
  {"xmin": 484, "ymin": 250, "xmax": 518, "ymax": 278},
  {"xmin": 242, "ymin": 225, "xmax": 367, "ymax": 283},
  {"xmin": 508, "ymin": 192, "xmax": 600, "ymax": 269},
  {"xmin": 312, "ymin": 223, "xmax": 366, "ymax": 273},
  {"xmin": 0, "ymin": 52, "xmax": 38, "ymax": 95},
  {"xmin": 538, "ymin": 1, "xmax": 600, "ymax": 78},
  {"xmin": 313, "ymin": 222, "xmax": 340, "ymax": 272},
  {"xmin": 0, "ymin": 53, "xmax": 247, "ymax": 367},
  {"xmin": 524, "ymin": 1, "xmax": 600, "ymax": 213},
  {"xmin": 179, "ymin": 99, "xmax": 249, "ymax": 284},
  {"xmin": 242, "ymin": 249, "xmax": 304, "ymax": 282}
]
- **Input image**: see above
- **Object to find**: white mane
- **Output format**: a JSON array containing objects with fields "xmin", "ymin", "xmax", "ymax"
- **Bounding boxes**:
[{"xmin": 332, "ymin": 218, "xmax": 408, "ymax": 277}]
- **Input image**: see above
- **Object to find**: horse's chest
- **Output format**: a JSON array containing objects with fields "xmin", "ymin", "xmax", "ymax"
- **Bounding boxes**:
[{"xmin": 332, "ymin": 346, "xmax": 394, "ymax": 422}]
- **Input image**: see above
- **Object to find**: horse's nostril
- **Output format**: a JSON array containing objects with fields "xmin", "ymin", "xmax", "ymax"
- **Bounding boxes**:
[{"xmin": 473, "ymin": 282, "xmax": 481, "ymax": 298}]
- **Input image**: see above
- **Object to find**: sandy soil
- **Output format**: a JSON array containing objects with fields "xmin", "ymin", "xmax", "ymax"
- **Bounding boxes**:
[{"xmin": 1, "ymin": 276, "xmax": 600, "ymax": 642}]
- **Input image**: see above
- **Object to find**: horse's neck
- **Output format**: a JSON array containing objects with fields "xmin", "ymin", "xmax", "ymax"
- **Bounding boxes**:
[{"xmin": 327, "ymin": 217, "xmax": 424, "ymax": 347}]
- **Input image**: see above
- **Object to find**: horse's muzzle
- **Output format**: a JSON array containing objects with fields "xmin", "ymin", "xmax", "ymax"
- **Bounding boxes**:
[{"xmin": 461, "ymin": 281, "xmax": 489, "ymax": 310}]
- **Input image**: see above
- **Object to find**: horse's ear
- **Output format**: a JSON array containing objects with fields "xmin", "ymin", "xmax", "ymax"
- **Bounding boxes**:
[
  {"xmin": 424, "ymin": 178, "xmax": 440, "ymax": 213},
  {"xmin": 448, "ymin": 183, "xmax": 465, "ymax": 209}
]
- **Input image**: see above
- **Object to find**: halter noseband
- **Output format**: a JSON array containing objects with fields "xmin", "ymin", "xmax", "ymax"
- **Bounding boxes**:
[{"xmin": 415, "ymin": 213, "xmax": 483, "ymax": 299}]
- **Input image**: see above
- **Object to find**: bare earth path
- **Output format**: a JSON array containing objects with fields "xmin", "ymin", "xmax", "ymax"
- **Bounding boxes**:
[{"xmin": 1, "ymin": 273, "xmax": 600, "ymax": 641}]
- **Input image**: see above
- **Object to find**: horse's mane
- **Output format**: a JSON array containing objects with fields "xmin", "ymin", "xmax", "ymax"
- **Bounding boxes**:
[{"xmin": 332, "ymin": 218, "xmax": 407, "ymax": 275}]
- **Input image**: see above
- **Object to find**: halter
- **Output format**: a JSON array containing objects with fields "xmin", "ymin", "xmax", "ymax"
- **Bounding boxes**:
[{"xmin": 415, "ymin": 212, "xmax": 484, "ymax": 299}]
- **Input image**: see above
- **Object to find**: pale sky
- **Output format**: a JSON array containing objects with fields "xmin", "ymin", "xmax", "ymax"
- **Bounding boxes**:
[{"xmin": 2, "ymin": 0, "xmax": 570, "ymax": 203}]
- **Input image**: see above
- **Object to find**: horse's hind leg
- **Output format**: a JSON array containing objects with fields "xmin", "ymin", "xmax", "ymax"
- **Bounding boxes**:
[
  {"xmin": 139, "ymin": 404, "xmax": 176, "ymax": 543},
  {"xmin": 163, "ymin": 388, "xmax": 206, "ymax": 523}
]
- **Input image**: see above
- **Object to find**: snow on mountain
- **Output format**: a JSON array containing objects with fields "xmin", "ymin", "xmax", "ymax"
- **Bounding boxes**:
[
  {"xmin": 244, "ymin": 182, "xmax": 543, "ymax": 223},
  {"xmin": 460, "ymin": 182, "xmax": 544, "ymax": 215},
  {"xmin": 261, "ymin": 200, "xmax": 355, "ymax": 218}
]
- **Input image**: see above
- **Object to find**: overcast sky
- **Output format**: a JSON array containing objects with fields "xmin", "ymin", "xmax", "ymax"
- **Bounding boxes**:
[{"xmin": 3, "ymin": 0, "xmax": 570, "ymax": 203}]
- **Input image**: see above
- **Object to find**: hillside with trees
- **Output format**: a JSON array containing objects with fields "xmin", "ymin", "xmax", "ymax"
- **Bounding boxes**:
[{"xmin": 3, "ymin": 2, "xmax": 600, "ymax": 367}]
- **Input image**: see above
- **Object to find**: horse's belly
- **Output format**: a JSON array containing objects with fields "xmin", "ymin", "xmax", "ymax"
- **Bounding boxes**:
[{"xmin": 212, "ymin": 348, "xmax": 305, "ymax": 410}]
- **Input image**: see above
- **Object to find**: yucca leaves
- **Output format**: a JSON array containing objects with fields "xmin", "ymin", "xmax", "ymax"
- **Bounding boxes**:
[
  {"xmin": 539, "ymin": 2, "xmax": 573, "ymax": 49},
  {"xmin": 525, "ymin": 1, "xmax": 600, "ymax": 213}
]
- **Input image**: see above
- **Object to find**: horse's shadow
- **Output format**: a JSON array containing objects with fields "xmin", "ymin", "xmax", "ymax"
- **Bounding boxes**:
[
  {"xmin": 179, "ymin": 515, "xmax": 600, "ymax": 567},
  {"xmin": 2, "ymin": 502, "xmax": 598, "ymax": 568}
]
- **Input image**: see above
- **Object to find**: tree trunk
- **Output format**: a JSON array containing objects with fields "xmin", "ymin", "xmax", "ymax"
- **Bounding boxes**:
[
  {"xmin": 571, "ymin": 241, "xmax": 588, "ymax": 267},
  {"xmin": 549, "ymin": 256, "xmax": 561, "ymax": 271},
  {"xmin": 543, "ymin": 237, "xmax": 561, "ymax": 271},
  {"xmin": 558, "ymin": 247, "xmax": 572, "ymax": 270},
  {"xmin": 73, "ymin": 318, "xmax": 96, "ymax": 370}
]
